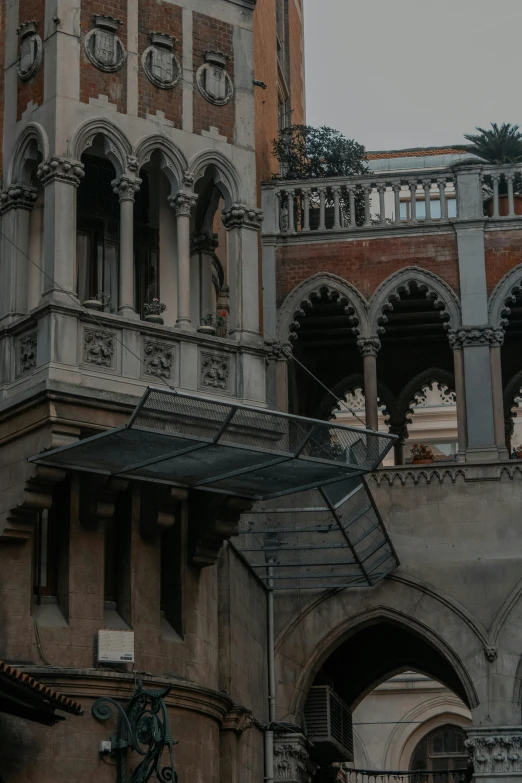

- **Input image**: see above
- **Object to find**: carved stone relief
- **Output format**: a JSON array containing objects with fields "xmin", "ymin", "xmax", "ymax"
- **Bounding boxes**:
[
  {"xmin": 18, "ymin": 332, "xmax": 37, "ymax": 375},
  {"xmin": 17, "ymin": 21, "xmax": 43, "ymax": 81},
  {"xmin": 196, "ymin": 50, "xmax": 234, "ymax": 106},
  {"xmin": 274, "ymin": 734, "xmax": 315, "ymax": 783},
  {"xmin": 142, "ymin": 32, "xmax": 181, "ymax": 89},
  {"xmin": 200, "ymin": 353, "xmax": 230, "ymax": 391},
  {"xmin": 83, "ymin": 329, "xmax": 115, "ymax": 368},
  {"xmin": 465, "ymin": 729, "xmax": 522, "ymax": 775},
  {"xmin": 84, "ymin": 15, "xmax": 126, "ymax": 73},
  {"xmin": 143, "ymin": 341, "xmax": 174, "ymax": 379}
]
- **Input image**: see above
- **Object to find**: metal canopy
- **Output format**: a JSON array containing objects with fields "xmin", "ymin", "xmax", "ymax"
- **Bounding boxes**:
[
  {"xmin": 236, "ymin": 477, "xmax": 399, "ymax": 590},
  {"xmin": 29, "ymin": 387, "xmax": 395, "ymax": 501}
]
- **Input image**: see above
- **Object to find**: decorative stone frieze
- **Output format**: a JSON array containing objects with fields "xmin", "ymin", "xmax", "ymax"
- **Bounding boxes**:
[
  {"xmin": 356, "ymin": 336, "xmax": 381, "ymax": 357},
  {"xmin": 17, "ymin": 21, "xmax": 43, "ymax": 81},
  {"xmin": 142, "ymin": 32, "xmax": 181, "ymax": 89},
  {"xmin": 483, "ymin": 645, "xmax": 498, "ymax": 662},
  {"xmin": 168, "ymin": 191, "xmax": 198, "ymax": 217},
  {"xmin": 37, "ymin": 157, "xmax": 85, "ymax": 188},
  {"xmin": 264, "ymin": 339, "xmax": 292, "ymax": 361},
  {"xmin": 274, "ymin": 733, "xmax": 315, "ymax": 783},
  {"xmin": 84, "ymin": 15, "xmax": 126, "ymax": 73},
  {"xmin": 83, "ymin": 329, "xmax": 115, "ymax": 368},
  {"xmin": 448, "ymin": 325, "xmax": 505, "ymax": 349},
  {"xmin": 112, "ymin": 175, "xmax": 141, "ymax": 202},
  {"xmin": 143, "ymin": 341, "xmax": 174, "ymax": 379},
  {"xmin": 0, "ymin": 185, "xmax": 37, "ymax": 213},
  {"xmin": 222, "ymin": 204, "xmax": 264, "ymax": 231},
  {"xmin": 196, "ymin": 50, "xmax": 234, "ymax": 106},
  {"xmin": 18, "ymin": 332, "xmax": 37, "ymax": 375},
  {"xmin": 201, "ymin": 353, "xmax": 230, "ymax": 390},
  {"xmin": 465, "ymin": 727, "xmax": 522, "ymax": 775}
]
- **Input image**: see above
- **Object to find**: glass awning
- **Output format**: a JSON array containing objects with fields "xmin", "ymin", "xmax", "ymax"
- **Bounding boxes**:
[
  {"xmin": 29, "ymin": 387, "xmax": 399, "ymax": 587},
  {"xmin": 29, "ymin": 387, "xmax": 395, "ymax": 501},
  {"xmin": 236, "ymin": 477, "xmax": 398, "ymax": 590}
]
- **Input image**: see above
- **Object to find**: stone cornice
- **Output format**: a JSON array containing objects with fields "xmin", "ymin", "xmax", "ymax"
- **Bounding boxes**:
[
  {"xmin": 368, "ymin": 461, "xmax": 522, "ymax": 487},
  {"xmin": 262, "ymin": 222, "xmax": 455, "ymax": 245},
  {"xmin": 13, "ymin": 667, "xmax": 258, "ymax": 729}
]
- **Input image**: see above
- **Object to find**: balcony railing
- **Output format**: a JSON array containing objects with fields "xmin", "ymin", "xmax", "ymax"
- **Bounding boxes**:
[
  {"xmin": 339, "ymin": 768, "xmax": 473, "ymax": 783},
  {"xmin": 263, "ymin": 163, "xmax": 522, "ymax": 237}
]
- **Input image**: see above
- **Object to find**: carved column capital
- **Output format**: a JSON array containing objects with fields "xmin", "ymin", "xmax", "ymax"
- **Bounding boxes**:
[
  {"xmin": 168, "ymin": 190, "xmax": 198, "ymax": 217},
  {"xmin": 465, "ymin": 726, "xmax": 522, "ymax": 775},
  {"xmin": 274, "ymin": 733, "xmax": 315, "ymax": 783},
  {"xmin": 222, "ymin": 203, "xmax": 264, "ymax": 231},
  {"xmin": 357, "ymin": 336, "xmax": 381, "ymax": 357},
  {"xmin": 0, "ymin": 184, "xmax": 38, "ymax": 213},
  {"xmin": 37, "ymin": 157, "xmax": 85, "ymax": 187},
  {"xmin": 448, "ymin": 325, "xmax": 505, "ymax": 349},
  {"xmin": 190, "ymin": 231, "xmax": 219, "ymax": 254},
  {"xmin": 112, "ymin": 175, "xmax": 141, "ymax": 202}
]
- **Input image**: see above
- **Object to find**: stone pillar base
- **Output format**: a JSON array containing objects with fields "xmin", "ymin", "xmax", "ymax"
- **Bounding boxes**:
[
  {"xmin": 466, "ymin": 726, "xmax": 522, "ymax": 781},
  {"xmin": 274, "ymin": 732, "xmax": 316, "ymax": 783},
  {"xmin": 465, "ymin": 446, "xmax": 504, "ymax": 463}
]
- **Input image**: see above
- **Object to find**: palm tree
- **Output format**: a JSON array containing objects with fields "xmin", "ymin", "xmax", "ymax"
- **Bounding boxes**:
[{"xmin": 464, "ymin": 123, "xmax": 522, "ymax": 164}]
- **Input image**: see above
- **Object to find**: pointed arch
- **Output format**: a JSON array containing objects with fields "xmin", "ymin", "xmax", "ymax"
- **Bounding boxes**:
[
  {"xmin": 277, "ymin": 273, "xmax": 369, "ymax": 343},
  {"xmin": 397, "ymin": 367, "xmax": 456, "ymax": 426},
  {"xmin": 135, "ymin": 134, "xmax": 188, "ymax": 195},
  {"xmin": 369, "ymin": 267, "xmax": 461, "ymax": 335},
  {"xmin": 318, "ymin": 371, "xmax": 396, "ymax": 426},
  {"xmin": 70, "ymin": 117, "xmax": 133, "ymax": 176},
  {"xmin": 9, "ymin": 122, "xmax": 49, "ymax": 185},
  {"xmin": 187, "ymin": 149, "xmax": 243, "ymax": 206},
  {"xmin": 489, "ymin": 263, "xmax": 522, "ymax": 329}
]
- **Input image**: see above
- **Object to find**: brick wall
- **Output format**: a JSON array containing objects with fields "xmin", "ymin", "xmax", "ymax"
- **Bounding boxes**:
[
  {"xmin": 17, "ymin": 0, "xmax": 45, "ymax": 120},
  {"xmin": 276, "ymin": 234, "xmax": 460, "ymax": 304},
  {"xmin": 287, "ymin": 0, "xmax": 305, "ymax": 125},
  {"xmin": 80, "ymin": 0, "xmax": 128, "ymax": 112},
  {"xmin": 192, "ymin": 12, "xmax": 234, "ymax": 141},
  {"xmin": 137, "ymin": 0, "xmax": 183, "ymax": 126},
  {"xmin": 0, "ymin": 0, "xmax": 4, "ymax": 177},
  {"xmin": 485, "ymin": 229, "xmax": 522, "ymax": 293}
]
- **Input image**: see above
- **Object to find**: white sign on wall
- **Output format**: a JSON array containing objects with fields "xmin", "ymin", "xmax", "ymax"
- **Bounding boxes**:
[{"xmin": 97, "ymin": 630, "xmax": 135, "ymax": 663}]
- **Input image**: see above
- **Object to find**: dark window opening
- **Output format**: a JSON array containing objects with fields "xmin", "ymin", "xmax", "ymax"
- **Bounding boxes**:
[
  {"xmin": 134, "ymin": 170, "xmax": 160, "ymax": 317},
  {"xmin": 76, "ymin": 154, "xmax": 120, "ymax": 311},
  {"xmin": 160, "ymin": 510, "xmax": 184, "ymax": 639},
  {"xmin": 410, "ymin": 725, "xmax": 468, "ymax": 775},
  {"xmin": 104, "ymin": 488, "xmax": 132, "ymax": 625},
  {"xmin": 33, "ymin": 478, "xmax": 71, "ymax": 604}
]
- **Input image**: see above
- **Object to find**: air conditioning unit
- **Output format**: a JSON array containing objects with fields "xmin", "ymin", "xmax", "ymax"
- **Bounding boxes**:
[{"xmin": 304, "ymin": 685, "xmax": 353, "ymax": 764}]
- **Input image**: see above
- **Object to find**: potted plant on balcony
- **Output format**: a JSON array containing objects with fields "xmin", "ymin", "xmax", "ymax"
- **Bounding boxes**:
[
  {"xmin": 511, "ymin": 445, "xmax": 522, "ymax": 460},
  {"xmin": 410, "ymin": 443, "xmax": 434, "ymax": 465},
  {"xmin": 462, "ymin": 123, "xmax": 522, "ymax": 216}
]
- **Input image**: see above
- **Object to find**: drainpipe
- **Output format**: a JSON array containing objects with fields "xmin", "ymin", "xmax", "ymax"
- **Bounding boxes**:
[{"xmin": 265, "ymin": 562, "xmax": 276, "ymax": 783}]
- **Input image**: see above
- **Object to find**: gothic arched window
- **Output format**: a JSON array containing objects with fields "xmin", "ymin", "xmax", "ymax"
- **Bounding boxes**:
[{"xmin": 410, "ymin": 724, "xmax": 468, "ymax": 774}]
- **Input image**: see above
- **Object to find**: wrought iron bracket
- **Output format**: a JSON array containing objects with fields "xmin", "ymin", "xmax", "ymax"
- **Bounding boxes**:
[{"xmin": 92, "ymin": 681, "xmax": 178, "ymax": 783}]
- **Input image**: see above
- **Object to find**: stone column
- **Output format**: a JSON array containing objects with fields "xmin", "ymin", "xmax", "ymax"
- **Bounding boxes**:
[
  {"xmin": 169, "ymin": 191, "xmax": 198, "ymax": 330},
  {"xmin": 389, "ymin": 424, "xmax": 407, "ymax": 466},
  {"xmin": 454, "ymin": 165, "xmax": 500, "ymax": 461},
  {"xmin": 449, "ymin": 339, "xmax": 468, "ymax": 461},
  {"xmin": 357, "ymin": 336, "xmax": 381, "ymax": 430},
  {"xmin": 191, "ymin": 232, "xmax": 219, "ymax": 332},
  {"xmin": 265, "ymin": 340, "xmax": 291, "ymax": 412},
  {"xmin": 274, "ymin": 733, "xmax": 315, "ymax": 783},
  {"xmin": 449, "ymin": 326, "xmax": 506, "ymax": 461},
  {"xmin": 222, "ymin": 203, "xmax": 264, "ymax": 342},
  {"xmin": 465, "ymin": 726, "xmax": 522, "ymax": 783},
  {"xmin": 113, "ymin": 175, "xmax": 141, "ymax": 319},
  {"xmin": 489, "ymin": 330, "xmax": 509, "ymax": 458},
  {"xmin": 0, "ymin": 185, "xmax": 37, "ymax": 321},
  {"xmin": 37, "ymin": 157, "xmax": 85, "ymax": 303}
]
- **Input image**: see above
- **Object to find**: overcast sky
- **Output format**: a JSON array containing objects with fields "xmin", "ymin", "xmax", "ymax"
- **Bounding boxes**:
[{"xmin": 303, "ymin": 0, "xmax": 522, "ymax": 152}]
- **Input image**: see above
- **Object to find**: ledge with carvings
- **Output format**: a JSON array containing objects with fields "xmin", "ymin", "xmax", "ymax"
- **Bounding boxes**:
[{"xmin": 368, "ymin": 460, "xmax": 522, "ymax": 487}]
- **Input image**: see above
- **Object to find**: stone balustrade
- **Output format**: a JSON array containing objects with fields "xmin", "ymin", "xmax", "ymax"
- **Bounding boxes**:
[{"xmin": 262, "ymin": 163, "xmax": 522, "ymax": 237}]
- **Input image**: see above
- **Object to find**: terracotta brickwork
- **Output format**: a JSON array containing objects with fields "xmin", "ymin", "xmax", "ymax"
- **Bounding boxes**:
[
  {"xmin": 287, "ymin": 0, "xmax": 305, "ymax": 125},
  {"xmin": 0, "ymin": 0, "xmax": 4, "ymax": 177},
  {"xmin": 276, "ymin": 234, "xmax": 460, "ymax": 304},
  {"xmin": 137, "ymin": 0, "xmax": 183, "ymax": 126},
  {"xmin": 192, "ymin": 12, "xmax": 235, "ymax": 142},
  {"xmin": 485, "ymin": 229, "xmax": 522, "ymax": 293},
  {"xmin": 80, "ymin": 0, "xmax": 128, "ymax": 112},
  {"xmin": 17, "ymin": 0, "xmax": 45, "ymax": 121}
]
